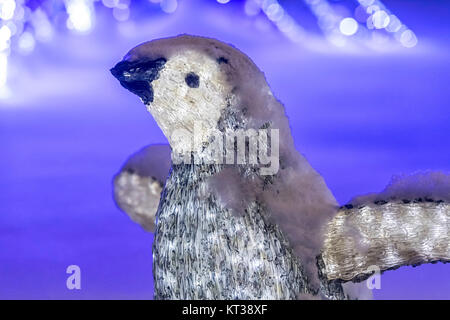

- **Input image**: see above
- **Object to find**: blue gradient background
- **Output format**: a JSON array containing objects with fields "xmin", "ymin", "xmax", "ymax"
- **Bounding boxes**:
[{"xmin": 0, "ymin": 0, "xmax": 449, "ymax": 299}]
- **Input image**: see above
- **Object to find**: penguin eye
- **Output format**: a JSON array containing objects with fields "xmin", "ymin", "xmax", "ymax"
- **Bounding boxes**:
[
  {"xmin": 185, "ymin": 72, "xmax": 200, "ymax": 88},
  {"xmin": 217, "ymin": 57, "xmax": 228, "ymax": 64}
]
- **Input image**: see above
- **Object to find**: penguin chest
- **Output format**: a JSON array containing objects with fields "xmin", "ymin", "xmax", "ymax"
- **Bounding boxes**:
[{"xmin": 152, "ymin": 164, "xmax": 308, "ymax": 299}]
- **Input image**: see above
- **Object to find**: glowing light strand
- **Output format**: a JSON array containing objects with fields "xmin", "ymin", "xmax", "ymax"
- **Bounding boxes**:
[
  {"xmin": 247, "ymin": 0, "xmax": 306, "ymax": 43},
  {"xmin": 0, "ymin": 0, "xmax": 418, "ymax": 91},
  {"xmin": 356, "ymin": 0, "xmax": 418, "ymax": 48}
]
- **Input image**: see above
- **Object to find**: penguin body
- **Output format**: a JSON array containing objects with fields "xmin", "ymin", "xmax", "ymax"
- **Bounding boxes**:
[{"xmin": 111, "ymin": 35, "xmax": 449, "ymax": 300}]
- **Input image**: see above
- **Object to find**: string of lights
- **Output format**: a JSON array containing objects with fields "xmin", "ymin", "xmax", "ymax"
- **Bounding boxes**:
[
  {"xmin": 356, "ymin": 0, "xmax": 418, "ymax": 48},
  {"xmin": 257, "ymin": 0, "xmax": 417, "ymax": 48},
  {"xmin": 303, "ymin": 0, "xmax": 345, "ymax": 46},
  {"xmin": 0, "ymin": 0, "xmax": 419, "ymax": 92},
  {"xmin": 249, "ymin": 0, "xmax": 306, "ymax": 43}
]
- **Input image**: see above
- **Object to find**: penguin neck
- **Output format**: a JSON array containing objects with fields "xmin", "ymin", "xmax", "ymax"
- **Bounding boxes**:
[{"xmin": 169, "ymin": 125, "xmax": 280, "ymax": 176}]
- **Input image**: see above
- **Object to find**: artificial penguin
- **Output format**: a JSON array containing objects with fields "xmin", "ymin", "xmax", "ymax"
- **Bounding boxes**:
[{"xmin": 111, "ymin": 35, "xmax": 449, "ymax": 300}]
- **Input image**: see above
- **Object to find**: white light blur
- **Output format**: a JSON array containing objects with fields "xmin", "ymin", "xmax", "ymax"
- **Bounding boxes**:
[
  {"xmin": 400, "ymin": 29, "xmax": 418, "ymax": 48},
  {"xmin": 102, "ymin": 0, "xmax": 130, "ymax": 21},
  {"xmin": 0, "ymin": 24, "xmax": 12, "ymax": 41},
  {"xmin": 356, "ymin": 0, "xmax": 417, "ymax": 48},
  {"xmin": 14, "ymin": 19, "xmax": 24, "ymax": 35},
  {"xmin": 304, "ymin": 0, "xmax": 341, "ymax": 34},
  {"xmin": 32, "ymin": 9, "xmax": 54, "ymax": 42},
  {"xmin": 0, "ymin": 25, "xmax": 12, "ymax": 51},
  {"xmin": 339, "ymin": 17, "xmax": 358, "ymax": 36},
  {"xmin": 266, "ymin": 3, "xmax": 284, "ymax": 22},
  {"xmin": 0, "ymin": 0, "xmax": 16, "ymax": 20},
  {"xmin": 286, "ymin": 25, "xmax": 306, "ymax": 43},
  {"xmin": 244, "ymin": 0, "xmax": 260, "ymax": 16},
  {"xmin": 217, "ymin": 0, "xmax": 230, "ymax": 4},
  {"xmin": 5, "ymin": 20, "xmax": 16, "ymax": 35},
  {"xmin": 328, "ymin": 30, "xmax": 347, "ymax": 47},
  {"xmin": 258, "ymin": 0, "xmax": 306, "ymax": 43},
  {"xmin": 113, "ymin": 5, "xmax": 130, "ymax": 21},
  {"xmin": 160, "ymin": 0, "xmax": 177, "ymax": 13},
  {"xmin": 0, "ymin": 52, "xmax": 7, "ymax": 88},
  {"xmin": 102, "ymin": 0, "xmax": 119, "ymax": 8},
  {"xmin": 65, "ymin": 0, "xmax": 94, "ymax": 33},
  {"xmin": 366, "ymin": 4, "xmax": 380, "ymax": 15},
  {"xmin": 17, "ymin": 31, "xmax": 35, "ymax": 54},
  {"xmin": 13, "ymin": 3, "xmax": 23, "ymax": 20},
  {"xmin": 385, "ymin": 15, "xmax": 401, "ymax": 33},
  {"xmin": 371, "ymin": 10, "xmax": 389, "ymax": 29},
  {"xmin": 276, "ymin": 15, "xmax": 293, "ymax": 32}
]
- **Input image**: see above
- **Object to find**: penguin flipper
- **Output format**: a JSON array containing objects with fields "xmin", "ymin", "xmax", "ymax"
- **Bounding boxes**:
[
  {"xmin": 322, "ymin": 171, "xmax": 450, "ymax": 282},
  {"xmin": 113, "ymin": 144, "xmax": 171, "ymax": 232}
]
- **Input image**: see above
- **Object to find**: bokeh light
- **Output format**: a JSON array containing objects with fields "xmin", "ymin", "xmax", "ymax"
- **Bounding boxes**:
[
  {"xmin": 356, "ymin": 0, "xmax": 418, "ymax": 48},
  {"xmin": 372, "ymin": 10, "xmax": 389, "ymax": 29},
  {"xmin": 244, "ymin": 0, "xmax": 260, "ymax": 16},
  {"xmin": 339, "ymin": 17, "xmax": 358, "ymax": 36},
  {"xmin": 65, "ymin": 0, "xmax": 94, "ymax": 33},
  {"xmin": 160, "ymin": 0, "xmax": 177, "ymax": 13},
  {"xmin": 385, "ymin": 15, "xmax": 401, "ymax": 33},
  {"xmin": 113, "ymin": 5, "xmax": 130, "ymax": 21},
  {"xmin": 400, "ymin": 29, "xmax": 418, "ymax": 48},
  {"xmin": 102, "ymin": 0, "xmax": 119, "ymax": 8},
  {"xmin": 0, "ymin": 24, "xmax": 12, "ymax": 51},
  {"xmin": 0, "ymin": 0, "xmax": 16, "ymax": 20},
  {"xmin": 0, "ymin": 0, "xmax": 422, "ymax": 90},
  {"xmin": 0, "ymin": 51, "xmax": 7, "ymax": 87},
  {"xmin": 17, "ymin": 31, "xmax": 35, "ymax": 54}
]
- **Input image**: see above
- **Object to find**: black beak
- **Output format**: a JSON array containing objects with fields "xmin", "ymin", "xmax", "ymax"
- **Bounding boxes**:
[{"xmin": 110, "ymin": 57, "xmax": 166, "ymax": 104}]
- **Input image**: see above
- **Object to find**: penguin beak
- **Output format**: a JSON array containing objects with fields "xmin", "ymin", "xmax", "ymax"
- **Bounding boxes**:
[{"xmin": 110, "ymin": 57, "xmax": 166, "ymax": 105}]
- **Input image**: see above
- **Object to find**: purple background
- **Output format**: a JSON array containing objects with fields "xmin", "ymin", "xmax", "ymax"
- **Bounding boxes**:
[{"xmin": 0, "ymin": 0, "xmax": 449, "ymax": 299}]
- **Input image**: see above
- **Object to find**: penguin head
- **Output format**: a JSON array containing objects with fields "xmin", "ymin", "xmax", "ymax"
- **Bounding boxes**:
[{"xmin": 111, "ymin": 35, "xmax": 266, "ymax": 152}]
